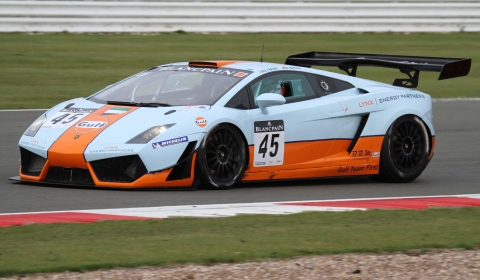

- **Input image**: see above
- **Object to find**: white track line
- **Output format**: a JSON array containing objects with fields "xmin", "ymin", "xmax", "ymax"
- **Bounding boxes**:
[{"xmin": 3, "ymin": 194, "xmax": 479, "ymax": 219}]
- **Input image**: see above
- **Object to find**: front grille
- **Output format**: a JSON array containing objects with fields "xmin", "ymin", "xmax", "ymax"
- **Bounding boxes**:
[
  {"xmin": 90, "ymin": 155, "xmax": 147, "ymax": 183},
  {"xmin": 44, "ymin": 167, "xmax": 94, "ymax": 186},
  {"xmin": 20, "ymin": 148, "xmax": 47, "ymax": 176}
]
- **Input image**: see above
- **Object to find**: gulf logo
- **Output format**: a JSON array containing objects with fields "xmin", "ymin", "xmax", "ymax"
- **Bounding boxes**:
[
  {"xmin": 196, "ymin": 117, "xmax": 207, "ymax": 128},
  {"xmin": 75, "ymin": 118, "xmax": 109, "ymax": 134}
]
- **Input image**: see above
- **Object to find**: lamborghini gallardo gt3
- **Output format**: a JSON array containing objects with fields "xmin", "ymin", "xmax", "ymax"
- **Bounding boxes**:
[{"xmin": 16, "ymin": 52, "xmax": 471, "ymax": 189}]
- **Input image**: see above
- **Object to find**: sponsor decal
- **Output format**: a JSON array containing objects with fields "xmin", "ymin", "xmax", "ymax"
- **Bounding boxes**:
[
  {"xmin": 320, "ymin": 80, "xmax": 329, "ymax": 91},
  {"xmin": 75, "ymin": 118, "xmax": 108, "ymax": 134},
  {"xmin": 102, "ymin": 107, "xmax": 130, "ymax": 115},
  {"xmin": 20, "ymin": 140, "xmax": 46, "ymax": 150},
  {"xmin": 196, "ymin": 117, "xmax": 207, "ymax": 128},
  {"xmin": 258, "ymin": 67, "xmax": 279, "ymax": 74},
  {"xmin": 254, "ymin": 121, "xmax": 284, "ymax": 133},
  {"xmin": 60, "ymin": 108, "xmax": 97, "ymax": 114},
  {"xmin": 358, "ymin": 100, "xmax": 374, "ymax": 107},
  {"xmin": 399, "ymin": 61, "xmax": 429, "ymax": 65},
  {"xmin": 233, "ymin": 72, "xmax": 249, "ymax": 77},
  {"xmin": 372, "ymin": 151, "xmax": 380, "ymax": 159},
  {"xmin": 198, "ymin": 106, "xmax": 207, "ymax": 109},
  {"xmin": 352, "ymin": 150, "xmax": 371, "ymax": 157},
  {"xmin": 158, "ymin": 66, "xmax": 251, "ymax": 78},
  {"xmin": 185, "ymin": 106, "xmax": 196, "ymax": 109},
  {"xmin": 338, "ymin": 164, "xmax": 379, "ymax": 173},
  {"xmin": 254, "ymin": 120, "xmax": 285, "ymax": 167},
  {"xmin": 42, "ymin": 108, "xmax": 97, "ymax": 129},
  {"xmin": 378, "ymin": 93, "xmax": 426, "ymax": 104},
  {"xmin": 378, "ymin": 95, "xmax": 400, "ymax": 103},
  {"xmin": 282, "ymin": 66, "xmax": 302, "ymax": 70},
  {"xmin": 89, "ymin": 146, "xmax": 134, "ymax": 153},
  {"xmin": 152, "ymin": 136, "xmax": 189, "ymax": 149},
  {"xmin": 366, "ymin": 164, "xmax": 379, "ymax": 171}
]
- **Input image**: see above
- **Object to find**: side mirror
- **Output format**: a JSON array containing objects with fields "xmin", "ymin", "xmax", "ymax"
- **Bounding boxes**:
[{"xmin": 256, "ymin": 93, "xmax": 286, "ymax": 115}]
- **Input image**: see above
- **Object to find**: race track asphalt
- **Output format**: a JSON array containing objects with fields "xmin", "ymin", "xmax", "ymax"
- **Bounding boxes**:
[{"xmin": 1, "ymin": 100, "xmax": 479, "ymax": 214}]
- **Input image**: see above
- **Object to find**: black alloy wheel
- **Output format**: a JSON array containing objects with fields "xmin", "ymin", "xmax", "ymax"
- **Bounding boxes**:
[
  {"xmin": 197, "ymin": 124, "xmax": 247, "ymax": 189},
  {"xmin": 373, "ymin": 115, "xmax": 431, "ymax": 183},
  {"xmin": 390, "ymin": 118, "xmax": 425, "ymax": 172}
]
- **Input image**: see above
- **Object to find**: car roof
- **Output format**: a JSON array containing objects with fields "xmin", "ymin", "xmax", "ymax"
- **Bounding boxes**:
[{"xmin": 159, "ymin": 60, "xmax": 389, "ymax": 89}]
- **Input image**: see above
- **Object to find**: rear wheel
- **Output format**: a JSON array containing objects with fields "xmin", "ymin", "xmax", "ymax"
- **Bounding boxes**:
[
  {"xmin": 373, "ymin": 115, "xmax": 430, "ymax": 183},
  {"xmin": 196, "ymin": 124, "xmax": 247, "ymax": 189}
]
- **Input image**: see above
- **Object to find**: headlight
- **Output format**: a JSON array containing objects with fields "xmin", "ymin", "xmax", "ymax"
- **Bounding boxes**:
[
  {"xmin": 126, "ymin": 124, "xmax": 175, "ymax": 144},
  {"xmin": 24, "ymin": 114, "xmax": 47, "ymax": 137}
]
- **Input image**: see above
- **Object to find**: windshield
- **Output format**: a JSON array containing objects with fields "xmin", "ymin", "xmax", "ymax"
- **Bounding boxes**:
[{"xmin": 88, "ymin": 66, "xmax": 252, "ymax": 106}]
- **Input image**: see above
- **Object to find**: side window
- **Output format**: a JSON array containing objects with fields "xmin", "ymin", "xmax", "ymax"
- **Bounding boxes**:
[
  {"xmin": 248, "ymin": 72, "xmax": 317, "ymax": 107},
  {"xmin": 225, "ymin": 87, "xmax": 251, "ymax": 110},
  {"xmin": 311, "ymin": 75, "xmax": 354, "ymax": 95}
]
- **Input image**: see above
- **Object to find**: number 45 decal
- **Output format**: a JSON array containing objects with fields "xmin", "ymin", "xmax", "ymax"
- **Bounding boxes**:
[
  {"xmin": 254, "ymin": 120, "xmax": 284, "ymax": 167},
  {"xmin": 258, "ymin": 133, "xmax": 280, "ymax": 158}
]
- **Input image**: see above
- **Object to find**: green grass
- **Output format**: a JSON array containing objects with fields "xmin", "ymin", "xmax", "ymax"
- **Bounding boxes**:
[
  {"xmin": 0, "ymin": 32, "xmax": 479, "ymax": 109},
  {"xmin": 1, "ymin": 208, "xmax": 480, "ymax": 277}
]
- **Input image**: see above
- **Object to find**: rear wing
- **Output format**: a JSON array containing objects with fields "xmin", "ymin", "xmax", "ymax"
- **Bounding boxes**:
[{"xmin": 285, "ymin": 51, "xmax": 471, "ymax": 88}]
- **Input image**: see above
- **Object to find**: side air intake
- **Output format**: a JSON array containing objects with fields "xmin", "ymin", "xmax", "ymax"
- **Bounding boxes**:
[
  {"xmin": 167, "ymin": 141, "xmax": 197, "ymax": 181},
  {"xmin": 90, "ymin": 155, "xmax": 147, "ymax": 183},
  {"xmin": 20, "ymin": 148, "xmax": 47, "ymax": 176}
]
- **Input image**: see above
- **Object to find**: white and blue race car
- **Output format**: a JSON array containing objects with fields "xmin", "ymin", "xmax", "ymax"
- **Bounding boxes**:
[{"xmin": 15, "ymin": 52, "xmax": 471, "ymax": 189}]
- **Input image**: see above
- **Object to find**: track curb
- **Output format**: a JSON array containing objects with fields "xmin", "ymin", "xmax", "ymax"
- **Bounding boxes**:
[{"xmin": 2, "ymin": 194, "xmax": 480, "ymax": 228}]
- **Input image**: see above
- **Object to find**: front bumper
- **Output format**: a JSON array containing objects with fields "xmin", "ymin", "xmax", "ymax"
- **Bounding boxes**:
[{"xmin": 18, "ymin": 147, "xmax": 197, "ymax": 189}]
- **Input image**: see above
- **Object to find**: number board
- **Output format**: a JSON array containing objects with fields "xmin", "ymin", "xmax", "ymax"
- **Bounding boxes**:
[
  {"xmin": 42, "ymin": 108, "xmax": 97, "ymax": 129},
  {"xmin": 254, "ymin": 120, "xmax": 285, "ymax": 167}
]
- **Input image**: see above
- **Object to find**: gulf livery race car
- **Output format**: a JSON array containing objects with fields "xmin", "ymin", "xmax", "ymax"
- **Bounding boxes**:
[{"xmin": 14, "ymin": 52, "xmax": 471, "ymax": 189}]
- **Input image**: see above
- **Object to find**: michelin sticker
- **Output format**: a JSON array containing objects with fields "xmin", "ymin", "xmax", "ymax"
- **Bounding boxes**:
[
  {"xmin": 152, "ymin": 136, "xmax": 189, "ymax": 149},
  {"xmin": 254, "ymin": 120, "xmax": 284, "ymax": 167},
  {"xmin": 42, "ymin": 108, "xmax": 97, "ymax": 129}
]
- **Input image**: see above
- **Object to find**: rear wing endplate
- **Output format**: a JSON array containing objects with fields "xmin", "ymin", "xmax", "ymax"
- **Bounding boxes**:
[{"xmin": 285, "ymin": 51, "xmax": 471, "ymax": 88}]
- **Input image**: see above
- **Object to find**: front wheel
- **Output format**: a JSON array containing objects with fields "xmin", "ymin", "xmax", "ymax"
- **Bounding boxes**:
[
  {"xmin": 373, "ymin": 115, "xmax": 431, "ymax": 183},
  {"xmin": 196, "ymin": 124, "xmax": 247, "ymax": 189}
]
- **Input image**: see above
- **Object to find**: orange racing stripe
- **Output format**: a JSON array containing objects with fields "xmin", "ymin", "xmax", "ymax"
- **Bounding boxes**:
[
  {"xmin": 242, "ymin": 136, "xmax": 384, "ymax": 181},
  {"xmin": 48, "ymin": 106, "xmax": 138, "ymax": 169}
]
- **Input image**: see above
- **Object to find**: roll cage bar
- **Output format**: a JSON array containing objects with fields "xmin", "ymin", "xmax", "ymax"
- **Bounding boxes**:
[{"xmin": 285, "ymin": 51, "xmax": 471, "ymax": 88}]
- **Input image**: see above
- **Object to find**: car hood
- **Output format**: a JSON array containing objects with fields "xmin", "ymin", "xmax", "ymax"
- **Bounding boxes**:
[{"xmin": 21, "ymin": 98, "xmax": 211, "ymax": 159}]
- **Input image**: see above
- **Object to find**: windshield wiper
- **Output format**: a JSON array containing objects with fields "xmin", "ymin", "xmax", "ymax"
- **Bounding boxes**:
[
  {"xmin": 107, "ymin": 101, "xmax": 170, "ymax": 107},
  {"xmin": 140, "ymin": 102, "xmax": 171, "ymax": 107}
]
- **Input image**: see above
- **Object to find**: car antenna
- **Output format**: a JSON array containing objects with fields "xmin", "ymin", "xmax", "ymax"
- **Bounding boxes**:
[{"xmin": 260, "ymin": 45, "xmax": 264, "ymax": 63}]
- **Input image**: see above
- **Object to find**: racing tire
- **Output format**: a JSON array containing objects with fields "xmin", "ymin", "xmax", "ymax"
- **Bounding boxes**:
[
  {"xmin": 196, "ymin": 124, "xmax": 247, "ymax": 189},
  {"xmin": 373, "ymin": 115, "xmax": 430, "ymax": 183}
]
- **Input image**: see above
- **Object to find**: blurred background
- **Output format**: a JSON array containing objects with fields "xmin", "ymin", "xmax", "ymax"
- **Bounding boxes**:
[
  {"xmin": 2, "ymin": 0, "xmax": 479, "ymax": 33},
  {"xmin": 0, "ymin": 0, "xmax": 478, "ymax": 108}
]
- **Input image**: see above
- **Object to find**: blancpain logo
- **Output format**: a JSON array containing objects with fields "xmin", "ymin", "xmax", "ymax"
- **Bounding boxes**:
[
  {"xmin": 159, "ymin": 66, "xmax": 251, "ymax": 78},
  {"xmin": 254, "ymin": 120, "xmax": 285, "ymax": 133},
  {"xmin": 255, "ymin": 125, "xmax": 284, "ymax": 132}
]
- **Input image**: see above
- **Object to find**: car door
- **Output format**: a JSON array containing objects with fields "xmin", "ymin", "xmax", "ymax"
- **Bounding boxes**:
[{"xmin": 244, "ymin": 71, "xmax": 345, "ymax": 180}]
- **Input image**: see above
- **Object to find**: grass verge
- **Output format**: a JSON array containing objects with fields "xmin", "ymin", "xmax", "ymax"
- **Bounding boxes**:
[
  {"xmin": 1, "ymin": 32, "xmax": 479, "ymax": 109},
  {"xmin": 1, "ymin": 207, "xmax": 480, "ymax": 277}
]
